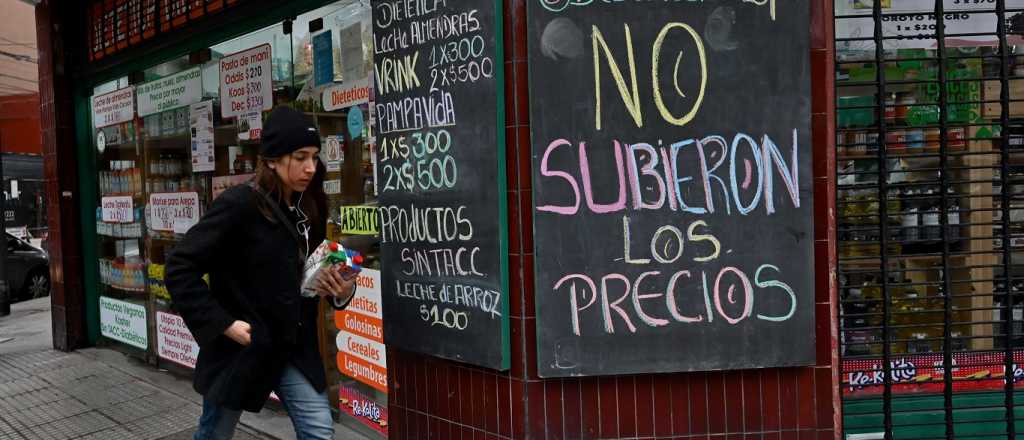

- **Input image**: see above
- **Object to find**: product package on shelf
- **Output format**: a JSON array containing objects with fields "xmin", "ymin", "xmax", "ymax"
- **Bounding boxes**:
[{"xmin": 99, "ymin": 258, "xmax": 147, "ymax": 292}]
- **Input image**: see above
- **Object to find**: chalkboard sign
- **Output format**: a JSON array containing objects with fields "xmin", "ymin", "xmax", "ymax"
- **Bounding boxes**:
[
  {"xmin": 374, "ymin": 0, "xmax": 509, "ymax": 370},
  {"xmin": 528, "ymin": 0, "xmax": 814, "ymax": 377}
]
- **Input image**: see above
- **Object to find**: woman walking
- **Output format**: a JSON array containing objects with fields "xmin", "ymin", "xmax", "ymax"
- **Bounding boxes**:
[{"xmin": 167, "ymin": 106, "xmax": 356, "ymax": 440}]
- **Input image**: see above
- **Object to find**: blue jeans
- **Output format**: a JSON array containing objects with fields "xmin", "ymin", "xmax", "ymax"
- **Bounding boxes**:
[{"xmin": 193, "ymin": 363, "xmax": 335, "ymax": 440}]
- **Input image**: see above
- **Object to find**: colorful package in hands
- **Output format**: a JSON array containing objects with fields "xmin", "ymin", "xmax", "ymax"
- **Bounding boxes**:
[{"xmin": 301, "ymin": 240, "xmax": 364, "ymax": 297}]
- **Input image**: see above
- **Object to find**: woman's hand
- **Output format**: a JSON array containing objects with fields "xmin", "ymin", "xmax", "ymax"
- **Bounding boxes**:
[
  {"xmin": 314, "ymin": 265, "xmax": 357, "ymax": 304},
  {"xmin": 223, "ymin": 320, "xmax": 252, "ymax": 346}
]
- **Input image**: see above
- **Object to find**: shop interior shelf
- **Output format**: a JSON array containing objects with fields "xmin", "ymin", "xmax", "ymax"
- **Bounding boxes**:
[
  {"xmin": 101, "ymin": 141, "xmax": 138, "ymax": 151},
  {"xmin": 97, "ymin": 234, "xmax": 142, "ymax": 241},
  {"xmin": 836, "ymin": 82, "xmax": 918, "ymax": 96},
  {"xmin": 839, "ymin": 253, "xmax": 970, "ymax": 267},
  {"xmin": 838, "ymin": 150, "xmax": 954, "ymax": 161},
  {"xmin": 306, "ymin": 112, "xmax": 347, "ymax": 119},
  {"xmin": 144, "ymin": 133, "xmax": 188, "ymax": 142},
  {"xmin": 147, "ymin": 234, "xmax": 182, "ymax": 243},
  {"xmin": 99, "ymin": 192, "xmax": 144, "ymax": 199},
  {"xmin": 101, "ymin": 282, "xmax": 146, "ymax": 294}
]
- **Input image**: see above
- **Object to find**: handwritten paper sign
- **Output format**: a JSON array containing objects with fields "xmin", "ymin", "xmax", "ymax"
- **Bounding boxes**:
[
  {"xmin": 137, "ymin": 67, "xmax": 203, "ymax": 117},
  {"xmin": 149, "ymin": 192, "xmax": 200, "ymax": 233},
  {"xmin": 101, "ymin": 196, "xmax": 134, "ymax": 223},
  {"xmin": 219, "ymin": 44, "xmax": 273, "ymax": 118},
  {"xmin": 92, "ymin": 87, "xmax": 135, "ymax": 128},
  {"xmin": 528, "ymin": 0, "xmax": 814, "ymax": 376},
  {"xmin": 374, "ymin": 0, "xmax": 509, "ymax": 370},
  {"xmin": 156, "ymin": 311, "xmax": 199, "ymax": 369},
  {"xmin": 335, "ymin": 269, "xmax": 388, "ymax": 392}
]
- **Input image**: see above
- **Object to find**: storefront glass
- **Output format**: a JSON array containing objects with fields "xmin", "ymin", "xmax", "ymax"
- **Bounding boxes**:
[
  {"xmin": 86, "ymin": 0, "xmax": 385, "ymax": 435},
  {"xmin": 835, "ymin": 1, "xmax": 1024, "ymax": 436}
]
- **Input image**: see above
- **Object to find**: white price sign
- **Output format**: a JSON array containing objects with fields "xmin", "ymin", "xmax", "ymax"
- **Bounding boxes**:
[
  {"xmin": 149, "ymin": 192, "xmax": 200, "ymax": 233},
  {"xmin": 137, "ymin": 67, "xmax": 203, "ymax": 117},
  {"xmin": 219, "ymin": 44, "xmax": 273, "ymax": 118},
  {"xmin": 92, "ymin": 87, "xmax": 135, "ymax": 128},
  {"xmin": 837, "ymin": 0, "xmax": 1024, "ymax": 49},
  {"xmin": 100, "ymin": 296, "xmax": 148, "ymax": 349},
  {"xmin": 324, "ymin": 179, "xmax": 342, "ymax": 195},
  {"xmin": 156, "ymin": 312, "xmax": 200, "ymax": 369},
  {"xmin": 337, "ymin": 331, "xmax": 388, "ymax": 369},
  {"xmin": 101, "ymin": 196, "xmax": 134, "ymax": 223}
]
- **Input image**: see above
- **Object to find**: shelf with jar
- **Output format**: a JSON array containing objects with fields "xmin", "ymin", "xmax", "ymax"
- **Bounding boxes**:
[
  {"xmin": 841, "ymin": 272, "xmax": 972, "ymax": 356},
  {"xmin": 96, "ymin": 121, "xmax": 139, "ymax": 152},
  {"xmin": 96, "ymin": 205, "xmax": 144, "ymax": 240},
  {"xmin": 145, "ymin": 153, "xmax": 211, "ymax": 195},
  {"xmin": 147, "ymin": 262, "xmax": 171, "ymax": 304},
  {"xmin": 993, "ymin": 277, "xmax": 1024, "ymax": 349},
  {"xmin": 99, "ymin": 257, "xmax": 147, "ymax": 293},
  {"xmin": 838, "ymin": 185, "xmax": 966, "ymax": 259},
  {"xmin": 837, "ymin": 55, "xmax": 989, "ymax": 161},
  {"xmin": 142, "ymin": 107, "xmax": 189, "ymax": 141},
  {"xmin": 837, "ymin": 126, "xmax": 970, "ymax": 161},
  {"xmin": 100, "ymin": 160, "xmax": 145, "ymax": 198},
  {"xmin": 142, "ymin": 124, "xmax": 243, "ymax": 150},
  {"xmin": 96, "ymin": 222, "xmax": 144, "ymax": 239}
]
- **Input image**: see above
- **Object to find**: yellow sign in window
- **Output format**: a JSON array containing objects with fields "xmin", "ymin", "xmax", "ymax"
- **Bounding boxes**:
[{"xmin": 340, "ymin": 206, "xmax": 379, "ymax": 236}]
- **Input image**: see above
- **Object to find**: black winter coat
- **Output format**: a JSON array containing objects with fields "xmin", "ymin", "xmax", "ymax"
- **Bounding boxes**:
[{"xmin": 166, "ymin": 183, "xmax": 349, "ymax": 412}]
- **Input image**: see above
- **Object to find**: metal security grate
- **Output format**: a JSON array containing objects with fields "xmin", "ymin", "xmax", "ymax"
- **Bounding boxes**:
[{"xmin": 835, "ymin": 0, "xmax": 1024, "ymax": 438}]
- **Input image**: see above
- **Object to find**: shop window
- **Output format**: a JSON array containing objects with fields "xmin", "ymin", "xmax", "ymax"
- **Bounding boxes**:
[
  {"xmin": 292, "ymin": 3, "xmax": 385, "ymax": 437},
  {"xmin": 87, "ymin": 1, "xmax": 383, "ymax": 436},
  {"xmin": 836, "ymin": 1, "xmax": 1024, "ymax": 437}
]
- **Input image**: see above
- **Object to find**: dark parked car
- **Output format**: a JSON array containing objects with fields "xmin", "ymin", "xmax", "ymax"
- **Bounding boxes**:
[{"xmin": 5, "ymin": 232, "xmax": 50, "ymax": 300}]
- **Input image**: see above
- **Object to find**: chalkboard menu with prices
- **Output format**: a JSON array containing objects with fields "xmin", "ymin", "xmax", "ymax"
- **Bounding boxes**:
[
  {"xmin": 528, "ymin": 0, "xmax": 815, "ymax": 377},
  {"xmin": 374, "ymin": 0, "xmax": 509, "ymax": 370}
]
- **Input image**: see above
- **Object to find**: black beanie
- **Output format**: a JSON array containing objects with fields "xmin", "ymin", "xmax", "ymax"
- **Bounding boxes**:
[{"xmin": 260, "ymin": 106, "xmax": 320, "ymax": 158}]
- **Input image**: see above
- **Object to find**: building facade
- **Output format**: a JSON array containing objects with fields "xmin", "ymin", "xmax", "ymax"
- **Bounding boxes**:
[{"xmin": 31, "ymin": 0, "xmax": 1024, "ymax": 438}]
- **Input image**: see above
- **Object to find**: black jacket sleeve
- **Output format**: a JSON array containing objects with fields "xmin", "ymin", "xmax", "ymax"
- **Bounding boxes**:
[
  {"xmin": 329, "ymin": 289, "xmax": 355, "ymax": 310},
  {"xmin": 165, "ymin": 188, "xmax": 245, "ymax": 346}
]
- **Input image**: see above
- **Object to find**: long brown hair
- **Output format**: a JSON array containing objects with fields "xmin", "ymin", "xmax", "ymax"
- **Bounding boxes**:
[{"xmin": 252, "ymin": 155, "xmax": 327, "ymax": 229}]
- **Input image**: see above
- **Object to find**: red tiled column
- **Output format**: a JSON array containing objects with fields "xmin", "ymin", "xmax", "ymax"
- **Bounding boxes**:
[{"xmin": 35, "ymin": 0, "xmax": 88, "ymax": 352}]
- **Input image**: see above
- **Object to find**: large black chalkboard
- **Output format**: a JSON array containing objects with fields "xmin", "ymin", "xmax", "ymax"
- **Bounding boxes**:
[
  {"xmin": 528, "ymin": 0, "xmax": 815, "ymax": 377},
  {"xmin": 374, "ymin": 0, "xmax": 509, "ymax": 370}
]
